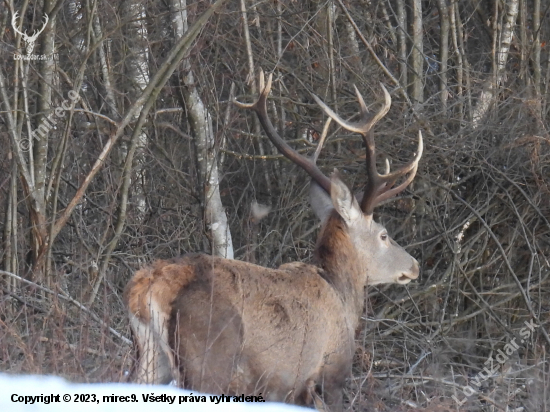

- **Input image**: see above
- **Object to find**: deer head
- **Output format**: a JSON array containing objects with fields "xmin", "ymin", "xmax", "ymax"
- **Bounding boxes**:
[
  {"xmin": 12, "ymin": 12, "xmax": 49, "ymax": 55},
  {"xmin": 235, "ymin": 71, "xmax": 422, "ymax": 291}
]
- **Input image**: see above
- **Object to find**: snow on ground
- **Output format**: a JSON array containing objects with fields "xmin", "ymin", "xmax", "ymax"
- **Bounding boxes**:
[{"xmin": 0, "ymin": 374, "xmax": 310, "ymax": 411}]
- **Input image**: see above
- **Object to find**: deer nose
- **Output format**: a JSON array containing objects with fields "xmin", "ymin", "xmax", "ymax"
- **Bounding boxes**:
[{"xmin": 396, "ymin": 259, "xmax": 419, "ymax": 284}]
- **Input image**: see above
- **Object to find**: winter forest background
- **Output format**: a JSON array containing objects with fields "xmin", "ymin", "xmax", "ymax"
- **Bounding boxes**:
[{"xmin": 0, "ymin": 0, "xmax": 549, "ymax": 410}]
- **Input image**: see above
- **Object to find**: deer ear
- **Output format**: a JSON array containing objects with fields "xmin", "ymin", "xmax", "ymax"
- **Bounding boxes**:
[
  {"xmin": 330, "ymin": 172, "xmax": 362, "ymax": 224},
  {"xmin": 309, "ymin": 180, "xmax": 333, "ymax": 221}
]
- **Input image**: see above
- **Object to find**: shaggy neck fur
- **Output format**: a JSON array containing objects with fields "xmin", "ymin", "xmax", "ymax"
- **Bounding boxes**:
[{"xmin": 314, "ymin": 210, "xmax": 366, "ymax": 324}]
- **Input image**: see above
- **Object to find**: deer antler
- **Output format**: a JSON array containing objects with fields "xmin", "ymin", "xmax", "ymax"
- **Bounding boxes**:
[
  {"xmin": 234, "ymin": 71, "xmax": 332, "ymax": 194},
  {"xmin": 11, "ymin": 12, "xmax": 25, "ymax": 37},
  {"xmin": 312, "ymin": 84, "xmax": 423, "ymax": 215},
  {"xmin": 11, "ymin": 12, "xmax": 49, "ymax": 41},
  {"xmin": 27, "ymin": 13, "xmax": 49, "ymax": 42}
]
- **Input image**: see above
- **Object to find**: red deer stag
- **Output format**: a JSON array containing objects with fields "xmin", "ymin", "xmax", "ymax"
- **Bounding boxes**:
[{"xmin": 124, "ymin": 72, "xmax": 422, "ymax": 411}]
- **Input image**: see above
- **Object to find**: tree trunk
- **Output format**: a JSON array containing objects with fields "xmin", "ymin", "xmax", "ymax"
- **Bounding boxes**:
[
  {"xmin": 472, "ymin": 0, "xmax": 519, "ymax": 128},
  {"xmin": 409, "ymin": 0, "xmax": 424, "ymax": 104},
  {"xmin": 171, "ymin": 0, "xmax": 234, "ymax": 259}
]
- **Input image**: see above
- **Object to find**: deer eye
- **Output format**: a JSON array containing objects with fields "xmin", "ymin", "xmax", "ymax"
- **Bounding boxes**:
[{"xmin": 380, "ymin": 233, "xmax": 388, "ymax": 241}]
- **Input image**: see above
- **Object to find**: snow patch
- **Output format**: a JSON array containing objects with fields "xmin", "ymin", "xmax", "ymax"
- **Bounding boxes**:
[{"xmin": 0, "ymin": 374, "xmax": 309, "ymax": 411}]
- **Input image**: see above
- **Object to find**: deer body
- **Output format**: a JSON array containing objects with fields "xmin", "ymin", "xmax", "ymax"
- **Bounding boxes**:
[
  {"xmin": 125, "ymin": 72, "xmax": 422, "ymax": 411},
  {"xmin": 128, "ymin": 254, "xmax": 353, "ymax": 402}
]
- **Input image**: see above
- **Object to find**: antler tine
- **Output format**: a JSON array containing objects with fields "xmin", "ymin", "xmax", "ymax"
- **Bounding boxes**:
[
  {"xmin": 28, "ymin": 13, "xmax": 49, "ymax": 41},
  {"xmin": 311, "ymin": 83, "xmax": 391, "ymax": 137},
  {"xmin": 361, "ymin": 131, "xmax": 423, "ymax": 215},
  {"xmin": 234, "ymin": 71, "xmax": 332, "ymax": 194},
  {"xmin": 311, "ymin": 84, "xmax": 422, "ymax": 215},
  {"xmin": 12, "ymin": 12, "xmax": 25, "ymax": 36},
  {"xmin": 312, "ymin": 117, "xmax": 332, "ymax": 163}
]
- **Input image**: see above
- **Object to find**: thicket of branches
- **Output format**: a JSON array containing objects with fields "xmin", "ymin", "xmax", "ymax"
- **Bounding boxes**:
[{"xmin": 1, "ymin": 0, "xmax": 549, "ymax": 410}]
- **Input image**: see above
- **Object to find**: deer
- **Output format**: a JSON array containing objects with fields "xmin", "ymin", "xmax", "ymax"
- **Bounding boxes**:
[{"xmin": 124, "ymin": 71, "xmax": 422, "ymax": 411}]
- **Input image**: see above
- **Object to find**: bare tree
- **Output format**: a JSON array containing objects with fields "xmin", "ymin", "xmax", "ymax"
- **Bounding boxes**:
[
  {"xmin": 0, "ymin": 0, "xmax": 227, "ymax": 286},
  {"xmin": 171, "ymin": 0, "xmax": 233, "ymax": 259},
  {"xmin": 88, "ymin": 0, "xmax": 153, "ymax": 305},
  {"xmin": 472, "ymin": 0, "xmax": 519, "ymax": 127},
  {"xmin": 409, "ymin": 0, "xmax": 424, "ymax": 104}
]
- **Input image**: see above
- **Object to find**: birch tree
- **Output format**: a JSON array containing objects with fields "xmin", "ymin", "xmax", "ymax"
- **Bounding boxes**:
[
  {"xmin": 170, "ymin": 0, "xmax": 234, "ymax": 259},
  {"xmin": 409, "ymin": 0, "xmax": 424, "ymax": 104},
  {"xmin": 471, "ymin": 0, "xmax": 519, "ymax": 127},
  {"xmin": 1, "ymin": 0, "xmax": 227, "ymax": 288},
  {"xmin": 87, "ymin": 0, "xmax": 152, "ymax": 305}
]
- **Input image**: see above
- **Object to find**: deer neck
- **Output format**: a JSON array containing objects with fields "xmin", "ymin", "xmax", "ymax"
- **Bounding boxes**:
[{"xmin": 314, "ymin": 211, "xmax": 366, "ymax": 323}]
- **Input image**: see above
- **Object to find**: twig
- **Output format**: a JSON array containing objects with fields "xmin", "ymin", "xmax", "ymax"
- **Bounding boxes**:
[
  {"xmin": 432, "ymin": 183, "xmax": 550, "ymax": 347},
  {"xmin": 0, "ymin": 270, "xmax": 131, "ymax": 345},
  {"xmin": 334, "ymin": 0, "xmax": 434, "ymax": 137}
]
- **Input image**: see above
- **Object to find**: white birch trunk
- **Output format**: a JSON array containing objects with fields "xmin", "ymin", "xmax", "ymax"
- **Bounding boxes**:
[
  {"xmin": 171, "ymin": 0, "xmax": 234, "ymax": 259},
  {"xmin": 122, "ymin": 1, "xmax": 150, "ymax": 217},
  {"xmin": 472, "ymin": 0, "xmax": 519, "ymax": 128}
]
